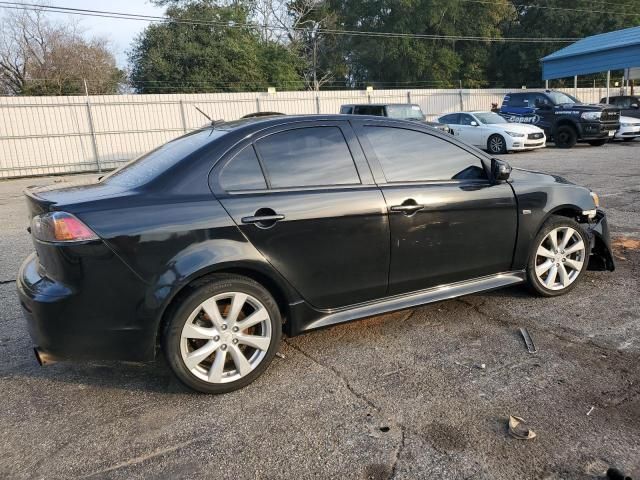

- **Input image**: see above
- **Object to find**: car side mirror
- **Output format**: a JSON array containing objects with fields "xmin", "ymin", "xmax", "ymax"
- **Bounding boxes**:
[
  {"xmin": 491, "ymin": 158, "xmax": 512, "ymax": 181},
  {"xmin": 631, "ymin": 103, "xmax": 639, "ymax": 109},
  {"xmin": 470, "ymin": 121, "xmax": 478, "ymax": 126}
]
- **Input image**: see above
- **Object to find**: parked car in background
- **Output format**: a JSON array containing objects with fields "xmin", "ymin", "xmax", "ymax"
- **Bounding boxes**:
[
  {"xmin": 18, "ymin": 115, "xmax": 614, "ymax": 394},
  {"xmin": 500, "ymin": 90, "xmax": 620, "ymax": 148},
  {"xmin": 438, "ymin": 111, "xmax": 546, "ymax": 154},
  {"xmin": 340, "ymin": 103, "xmax": 451, "ymax": 133},
  {"xmin": 600, "ymin": 95, "xmax": 640, "ymax": 119},
  {"xmin": 613, "ymin": 116, "xmax": 640, "ymax": 142}
]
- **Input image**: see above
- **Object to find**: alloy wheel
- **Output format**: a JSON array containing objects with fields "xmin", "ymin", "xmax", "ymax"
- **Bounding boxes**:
[
  {"xmin": 534, "ymin": 227, "xmax": 586, "ymax": 291},
  {"xmin": 180, "ymin": 292, "xmax": 272, "ymax": 383},
  {"xmin": 489, "ymin": 136, "xmax": 505, "ymax": 153}
]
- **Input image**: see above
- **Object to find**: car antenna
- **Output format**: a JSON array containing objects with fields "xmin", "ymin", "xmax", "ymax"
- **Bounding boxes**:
[{"xmin": 194, "ymin": 106, "xmax": 224, "ymax": 127}]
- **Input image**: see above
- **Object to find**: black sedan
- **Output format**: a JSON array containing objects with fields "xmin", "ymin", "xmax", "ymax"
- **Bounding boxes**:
[{"xmin": 17, "ymin": 115, "xmax": 614, "ymax": 393}]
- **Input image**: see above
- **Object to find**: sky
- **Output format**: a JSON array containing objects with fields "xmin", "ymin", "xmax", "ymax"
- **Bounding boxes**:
[{"xmin": 44, "ymin": 0, "xmax": 166, "ymax": 67}]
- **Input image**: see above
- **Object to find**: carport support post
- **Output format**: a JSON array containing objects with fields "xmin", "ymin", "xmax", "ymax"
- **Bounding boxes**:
[
  {"xmin": 545, "ymin": 80, "xmax": 549, "ymax": 89},
  {"xmin": 606, "ymin": 70, "xmax": 611, "ymax": 104},
  {"xmin": 574, "ymin": 76, "xmax": 577, "ymax": 98}
]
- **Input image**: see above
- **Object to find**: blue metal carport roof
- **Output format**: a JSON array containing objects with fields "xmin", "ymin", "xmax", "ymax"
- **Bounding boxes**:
[{"xmin": 541, "ymin": 26, "xmax": 640, "ymax": 80}]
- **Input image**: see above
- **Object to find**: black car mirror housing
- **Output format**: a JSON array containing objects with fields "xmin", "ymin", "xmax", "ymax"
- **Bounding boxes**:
[{"xmin": 491, "ymin": 158, "xmax": 512, "ymax": 182}]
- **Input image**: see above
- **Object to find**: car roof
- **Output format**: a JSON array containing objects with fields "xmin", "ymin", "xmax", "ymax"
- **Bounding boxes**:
[{"xmin": 342, "ymin": 103, "xmax": 420, "ymax": 107}]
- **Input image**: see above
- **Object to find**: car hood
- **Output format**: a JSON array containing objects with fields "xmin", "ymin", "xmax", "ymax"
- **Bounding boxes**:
[
  {"xmin": 489, "ymin": 123, "xmax": 543, "ymax": 134},
  {"xmin": 620, "ymin": 116, "xmax": 640, "ymax": 124},
  {"xmin": 556, "ymin": 103, "xmax": 618, "ymax": 113}
]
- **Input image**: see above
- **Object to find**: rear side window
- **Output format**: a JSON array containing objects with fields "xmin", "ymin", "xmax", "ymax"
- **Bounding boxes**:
[
  {"xmin": 256, "ymin": 127, "xmax": 360, "ymax": 188},
  {"xmin": 504, "ymin": 94, "xmax": 526, "ymax": 107},
  {"xmin": 220, "ymin": 145, "xmax": 266, "ymax": 191},
  {"xmin": 340, "ymin": 106, "xmax": 354, "ymax": 114},
  {"xmin": 353, "ymin": 105, "xmax": 385, "ymax": 116},
  {"xmin": 364, "ymin": 127, "xmax": 487, "ymax": 182}
]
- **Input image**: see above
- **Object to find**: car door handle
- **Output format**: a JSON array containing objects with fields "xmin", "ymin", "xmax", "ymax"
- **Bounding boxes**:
[
  {"xmin": 241, "ymin": 214, "xmax": 285, "ymax": 224},
  {"xmin": 390, "ymin": 203, "xmax": 425, "ymax": 214}
]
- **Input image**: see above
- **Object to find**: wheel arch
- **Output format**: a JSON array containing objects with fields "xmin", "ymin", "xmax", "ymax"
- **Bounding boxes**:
[
  {"xmin": 153, "ymin": 261, "xmax": 298, "ymax": 356},
  {"xmin": 553, "ymin": 118, "xmax": 579, "ymax": 135}
]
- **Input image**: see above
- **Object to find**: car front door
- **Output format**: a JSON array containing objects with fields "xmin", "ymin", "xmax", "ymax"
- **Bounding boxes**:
[
  {"xmin": 456, "ymin": 113, "xmax": 483, "ymax": 147},
  {"xmin": 353, "ymin": 121, "xmax": 518, "ymax": 295},
  {"xmin": 210, "ymin": 121, "xmax": 390, "ymax": 310}
]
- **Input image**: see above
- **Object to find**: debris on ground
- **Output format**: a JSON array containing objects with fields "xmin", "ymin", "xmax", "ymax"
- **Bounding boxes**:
[
  {"xmin": 519, "ymin": 328, "xmax": 537, "ymax": 354},
  {"xmin": 275, "ymin": 352, "xmax": 286, "ymax": 359},
  {"xmin": 612, "ymin": 236, "xmax": 640, "ymax": 260},
  {"xmin": 508, "ymin": 415, "xmax": 537, "ymax": 440},
  {"xmin": 475, "ymin": 363, "xmax": 486, "ymax": 370},
  {"xmin": 587, "ymin": 406, "xmax": 595, "ymax": 416}
]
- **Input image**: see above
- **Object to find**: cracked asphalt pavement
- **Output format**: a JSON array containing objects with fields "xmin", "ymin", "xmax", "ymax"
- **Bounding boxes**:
[{"xmin": 1, "ymin": 140, "xmax": 639, "ymax": 479}]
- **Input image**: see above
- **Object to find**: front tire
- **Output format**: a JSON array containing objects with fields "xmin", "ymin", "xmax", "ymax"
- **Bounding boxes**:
[
  {"xmin": 588, "ymin": 139, "xmax": 607, "ymax": 146},
  {"xmin": 163, "ymin": 274, "xmax": 282, "ymax": 394},
  {"xmin": 554, "ymin": 126, "xmax": 577, "ymax": 148},
  {"xmin": 527, "ymin": 216, "xmax": 590, "ymax": 297},
  {"xmin": 487, "ymin": 134, "xmax": 507, "ymax": 154}
]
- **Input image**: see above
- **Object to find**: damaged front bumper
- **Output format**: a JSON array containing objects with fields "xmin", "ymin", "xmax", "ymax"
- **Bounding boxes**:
[{"xmin": 583, "ymin": 209, "xmax": 615, "ymax": 271}]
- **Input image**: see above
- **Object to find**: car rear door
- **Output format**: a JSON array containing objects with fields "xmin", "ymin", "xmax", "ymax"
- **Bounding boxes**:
[
  {"xmin": 353, "ymin": 120, "xmax": 518, "ymax": 295},
  {"xmin": 210, "ymin": 120, "xmax": 390, "ymax": 310}
]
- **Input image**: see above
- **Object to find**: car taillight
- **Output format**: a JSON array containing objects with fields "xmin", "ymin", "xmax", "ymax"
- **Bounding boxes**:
[{"xmin": 31, "ymin": 212, "xmax": 99, "ymax": 242}]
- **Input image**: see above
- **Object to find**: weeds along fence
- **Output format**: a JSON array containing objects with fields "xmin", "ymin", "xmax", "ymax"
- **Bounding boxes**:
[{"xmin": 0, "ymin": 87, "xmax": 606, "ymax": 178}]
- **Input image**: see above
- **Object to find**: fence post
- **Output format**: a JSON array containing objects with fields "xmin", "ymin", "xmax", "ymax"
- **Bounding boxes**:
[
  {"xmin": 179, "ymin": 100, "xmax": 188, "ymax": 133},
  {"xmin": 256, "ymin": 96, "xmax": 261, "ymax": 113},
  {"xmin": 315, "ymin": 95, "xmax": 320, "ymax": 114},
  {"xmin": 407, "ymin": 91, "xmax": 411, "ymax": 104},
  {"xmin": 85, "ymin": 100, "xmax": 101, "ymax": 173},
  {"xmin": 458, "ymin": 80, "xmax": 464, "ymax": 111}
]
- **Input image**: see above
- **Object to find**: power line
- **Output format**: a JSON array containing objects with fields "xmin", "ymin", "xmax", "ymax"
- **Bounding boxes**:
[
  {"xmin": 0, "ymin": 1, "xmax": 582, "ymax": 43},
  {"xmin": 456, "ymin": 0, "xmax": 640, "ymax": 16}
]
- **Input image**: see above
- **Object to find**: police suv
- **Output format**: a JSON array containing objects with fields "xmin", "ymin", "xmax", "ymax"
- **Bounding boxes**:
[{"xmin": 500, "ymin": 90, "xmax": 620, "ymax": 148}]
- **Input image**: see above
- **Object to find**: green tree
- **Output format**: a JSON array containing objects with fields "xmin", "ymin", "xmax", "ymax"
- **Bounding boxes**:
[
  {"xmin": 489, "ymin": 0, "xmax": 640, "ymax": 87},
  {"xmin": 327, "ymin": 0, "xmax": 511, "ymax": 88},
  {"xmin": 129, "ymin": 1, "xmax": 302, "ymax": 93}
]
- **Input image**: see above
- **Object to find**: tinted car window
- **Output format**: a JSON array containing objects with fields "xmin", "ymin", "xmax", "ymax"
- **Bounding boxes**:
[
  {"xmin": 439, "ymin": 113, "xmax": 460, "ymax": 124},
  {"xmin": 459, "ymin": 114, "xmax": 476, "ymax": 125},
  {"xmin": 504, "ymin": 94, "xmax": 526, "ymax": 107},
  {"xmin": 256, "ymin": 127, "xmax": 360, "ymax": 188},
  {"xmin": 353, "ymin": 105, "xmax": 385, "ymax": 116},
  {"xmin": 365, "ymin": 127, "xmax": 487, "ymax": 182},
  {"xmin": 340, "ymin": 106, "xmax": 354, "ymax": 114},
  {"xmin": 220, "ymin": 145, "xmax": 266, "ymax": 191}
]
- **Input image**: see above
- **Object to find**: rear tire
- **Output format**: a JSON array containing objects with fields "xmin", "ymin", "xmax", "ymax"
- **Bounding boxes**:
[
  {"xmin": 554, "ymin": 126, "xmax": 577, "ymax": 148},
  {"xmin": 527, "ymin": 216, "xmax": 590, "ymax": 297},
  {"xmin": 588, "ymin": 139, "xmax": 607, "ymax": 146},
  {"xmin": 163, "ymin": 274, "xmax": 282, "ymax": 394},
  {"xmin": 487, "ymin": 134, "xmax": 507, "ymax": 154}
]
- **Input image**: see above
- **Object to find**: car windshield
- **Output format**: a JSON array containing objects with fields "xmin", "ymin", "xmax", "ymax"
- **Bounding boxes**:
[
  {"xmin": 102, "ymin": 128, "xmax": 224, "ymax": 188},
  {"xmin": 386, "ymin": 105, "xmax": 425, "ymax": 120},
  {"xmin": 474, "ymin": 112, "xmax": 508, "ymax": 124},
  {"xmin": 547, "ymin": 91, "xmax": 580, "ymax": 105}
]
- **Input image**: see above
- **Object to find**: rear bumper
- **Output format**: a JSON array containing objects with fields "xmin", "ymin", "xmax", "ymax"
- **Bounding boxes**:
[
  {"xmin": 17, "ymin": 252, "xmax": 155, "ymax": 363},
  {"xmin": 583, "ymin": 209, "xmax": 615, "ymax": 271}
]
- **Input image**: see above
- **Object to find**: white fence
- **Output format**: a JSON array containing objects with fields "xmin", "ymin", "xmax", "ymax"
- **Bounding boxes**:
[{"xmin": 0, "ymin": 87, "xmax": 607, "ymax": 178}]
